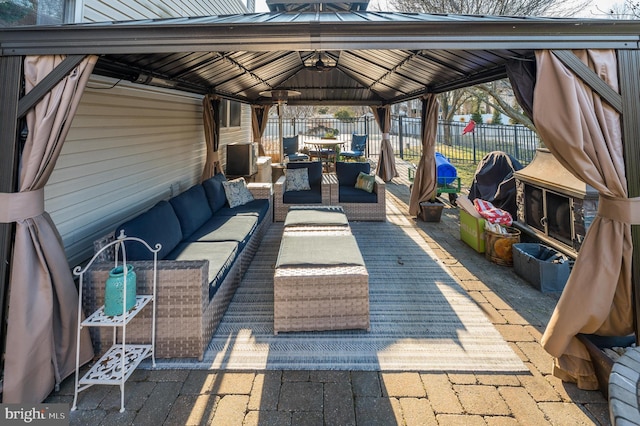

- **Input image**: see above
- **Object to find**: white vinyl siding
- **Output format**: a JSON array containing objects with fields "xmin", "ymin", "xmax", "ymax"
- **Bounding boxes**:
[
  {"xmin": 81, "ymin": 0, "xmax": 247, "ymax": 22},
  {"xmin": 47, "ymin": 75, "xmax": 251, "ymax": 266}
]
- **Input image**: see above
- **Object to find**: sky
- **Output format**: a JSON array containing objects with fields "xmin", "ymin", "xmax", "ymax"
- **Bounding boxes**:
[{"xmin": 252, "ymin": 0, "xmax": 628, "ymax": 17}]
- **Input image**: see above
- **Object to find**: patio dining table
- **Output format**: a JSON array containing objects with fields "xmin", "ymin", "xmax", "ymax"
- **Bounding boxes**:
[{"xmin": 304, "ymin": 138, "xmax": 345, "ymax": 172}]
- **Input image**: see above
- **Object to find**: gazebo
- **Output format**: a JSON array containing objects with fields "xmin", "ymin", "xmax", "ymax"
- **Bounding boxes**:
[{"xmin": 0, "ymin": 0, "xmax": 639, "ymax": 403}]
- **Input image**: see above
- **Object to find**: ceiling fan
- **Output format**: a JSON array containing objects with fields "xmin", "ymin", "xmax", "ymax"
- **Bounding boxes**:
[{"xmin": 306, "ymin": 51, "xmax": 336, "ymax": 72}]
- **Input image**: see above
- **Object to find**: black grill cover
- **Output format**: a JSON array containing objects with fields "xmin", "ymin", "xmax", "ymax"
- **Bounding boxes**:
[{"xmin": 468, "ymin": 151, "xmax": 523, "ymax": 216}]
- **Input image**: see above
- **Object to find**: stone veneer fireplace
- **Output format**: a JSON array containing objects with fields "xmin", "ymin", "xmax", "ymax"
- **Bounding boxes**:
[{"xmin": 513, "ymin": 148, "xmax": 599, "ymax": 258}]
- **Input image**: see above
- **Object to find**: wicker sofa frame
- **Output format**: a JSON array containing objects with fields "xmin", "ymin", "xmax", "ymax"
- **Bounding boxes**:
[
  {"xmin": 83, "ymin": 183, "xmax": 272, "ymax": 360},
  {"xmin": 273, "ymin": 264, "xmax": 370, "ymax": 334}
]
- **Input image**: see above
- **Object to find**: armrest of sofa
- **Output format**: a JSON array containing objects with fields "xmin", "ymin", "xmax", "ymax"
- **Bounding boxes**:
[
  {"xmin": 83, "ymin": 259, "xmax": 212, "ymax": 359},
  {"xmin": 373, "ymin": 175, "xmax": 386, "ymax": 202},
  {"xmin": 248, "ymin": 182, "xmax": 272, "ymax": 200},
  {"xmin": 273, "ymin": 175, "xmax": 286, "ymax": 221},
  {"xmin": 84, "ymin": 260, "xmax": 209, "ymax": 310},
  {"xmin": 325, "ymin": 173, "xmax": 339, "ymax": 205},
  {"xmin": 274, "ymin": 175, "xmax": 286, "ymax": 197},
  {"xmin": 93, "ymin": 231, "xmax": 116, "ymax": 261}
]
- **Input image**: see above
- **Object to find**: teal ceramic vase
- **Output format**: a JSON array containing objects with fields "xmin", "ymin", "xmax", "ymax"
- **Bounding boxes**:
[{"xmin": 104, "ymin": 264, "xmax": 136, "ymax": 316}]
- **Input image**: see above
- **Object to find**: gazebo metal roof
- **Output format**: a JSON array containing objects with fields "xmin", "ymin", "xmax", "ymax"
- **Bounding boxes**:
[{"xmin": 1, "ymin": 9, "xmax": 639, "ymax": 105}]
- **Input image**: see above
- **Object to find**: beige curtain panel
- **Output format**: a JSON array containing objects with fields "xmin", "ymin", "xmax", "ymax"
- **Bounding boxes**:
[
  {"xmin": 252, "ymin": 104, "xmax": 272, "ymax": 157},
  {"xmin": 371, "ymin": 105, "xmax": 398, "ymax": 182},
  {"xmin": 1, "ymin": 55, "xmax": 97, "ymax": 402},
  {"xmin": 534, "ymin": 49, "xmax": 637, "ymax": 390},
  {"xmin": 409, "ymin": 94, "xmax": 439, "ymax": 216},
  {"xmin": 200, "ymin": 94, "xmax": 223, "ymax": 181}
]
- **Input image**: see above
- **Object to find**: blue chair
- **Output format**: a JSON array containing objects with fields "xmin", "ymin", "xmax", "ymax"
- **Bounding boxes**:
[
  {"xmin": 283, "ymin": 135, "xmax": 309, "ymax": 162},
  {"xmin": 340, "ymin": 134, "xmax": 367, "ymax": 161}
]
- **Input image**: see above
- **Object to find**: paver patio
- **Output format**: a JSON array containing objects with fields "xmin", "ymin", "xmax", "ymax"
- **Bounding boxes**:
[{"xmin": 48, "ymin": 160, "xmax": 611, "ymax": 425}]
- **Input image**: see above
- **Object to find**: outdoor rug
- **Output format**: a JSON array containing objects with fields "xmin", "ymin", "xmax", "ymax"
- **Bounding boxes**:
[{"xmin": 154, "ymin": 212, "xmax": 527, "ymax": 373}]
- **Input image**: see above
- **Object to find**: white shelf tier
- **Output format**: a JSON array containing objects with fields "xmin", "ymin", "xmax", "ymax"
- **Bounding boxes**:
[
  {"xmin": 79, "ymin": 344, "xmax": 152, "ymax": 386},
  {"xmin": 82, "ymin": 295, "xmax": 153, "ymax": 327}
]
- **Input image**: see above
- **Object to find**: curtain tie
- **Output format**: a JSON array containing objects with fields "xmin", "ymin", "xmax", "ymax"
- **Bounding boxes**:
[
  {"xmin": 211, "ymin": 152, "xmax": 219, "ymax": 162},
  {"xmin": 382, "ymin": 133, "xmax": 390, "ymax": 140},
  {"xmin": 0, "ymin": 188, "xmax": 45, "ymax": 223},
  {"xmin": 598, "ymin": 194, "xmax": 640, "ymax": 225}
]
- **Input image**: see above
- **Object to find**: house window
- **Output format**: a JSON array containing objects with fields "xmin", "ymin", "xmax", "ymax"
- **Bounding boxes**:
[
  {"xmin": 0, "ymin": 0, "xmax": 68, "ymax": 26},
  {"xmin": 220, "ymin": 100, "xmax": 241, "ymax": 128}
]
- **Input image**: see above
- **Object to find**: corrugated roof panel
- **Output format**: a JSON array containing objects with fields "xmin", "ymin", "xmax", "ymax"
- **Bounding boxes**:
[{"xmin": 7, "ymin": 10, "xmax": 639, "ymax": 104}]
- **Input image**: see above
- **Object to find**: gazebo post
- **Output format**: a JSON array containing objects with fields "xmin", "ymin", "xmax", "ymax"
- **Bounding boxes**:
[
  {"xmin": 0, "ymin": 55, "xmax": 23, "ymax": 368},
  {"xmin": 618, "ymin": 48, "xmax": 640, "ymax": 342}
]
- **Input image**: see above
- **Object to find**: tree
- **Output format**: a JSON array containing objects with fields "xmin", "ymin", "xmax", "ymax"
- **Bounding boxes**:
[
  {"xmin": 390, "ymin": 0, "xmax": 589, "ymax": 18},
  {"xmin": 334, "ymin": 107, "xmax": 356, "ymax": 122},
  {"xmin": 390, "ymin": 0, "xmax": 589, "ymax": 128},
  {"xmin": 283, "ymin": 105, "xmax": 315, "ymax": 119},
  {"xmin": 491, "ymin": 108, "xmax": 502, "ymax": 124},
  {"xmin": 491, "ymin": 108, "xmax": 503, "ymax": 125},
  {"xmin": 438, "ymin": 89, "xmax": 474, "ymax": 145},
  {"xmin": 475, "ymin": 80, "xmax": 535, "ymax": 131},
  {"xmin": 594, "ymin": 1, "xmax": 639, "ymax": 19}
]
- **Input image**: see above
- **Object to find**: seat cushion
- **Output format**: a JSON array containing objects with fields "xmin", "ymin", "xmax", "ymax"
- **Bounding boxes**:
[
  {"xmin": 283, "ymin": 186, "xmax": 322, "ymax": 204},
  {"xmin": 188, "ymin": 215, "xmax": 259, "ymax": 250},
  {"xmin": 339, "ymin": 185, "xmax": 378, "ymax": 203},
  {"xmin": 169, "ymin": 184, "xmax": 213, "ymax": 238},
  {"xmin": 165, "ymin": 241, "xmax": 238, "ymax": 300},
  {"xmin": 284, "ymin": 206, "xmax": 349, "ymax": 228},
  {"xmin": 216, "ymin": 198, "xmax": 270, "ymax": 222},
  {"xmin": 202, "ymin": 173, "xmax": 229, "ymax": 213},
  {"xmin": 286, "ymin": 153, "xmax": 310, "ymax": 162},
  {"xmin": 276, "ymin": 234, "xmax": 365, "ymax": 268},
  {"xmin": 117, "ymin": 200, "xmax": 182, "ymax": 260},
  {"xmin": 336, "ymin": 161, "xmax": 371, "ymax": 186}
]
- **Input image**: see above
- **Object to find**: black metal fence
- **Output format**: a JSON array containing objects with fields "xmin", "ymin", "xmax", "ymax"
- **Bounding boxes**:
[{"xmin": 264, "ymin": 114, "xmax": 541, "ymax": 166}]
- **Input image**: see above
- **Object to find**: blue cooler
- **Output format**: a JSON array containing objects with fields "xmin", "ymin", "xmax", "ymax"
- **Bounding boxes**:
[{"xmin": 435, "ymin": 152, "xmax": 457, "ymax": 185}]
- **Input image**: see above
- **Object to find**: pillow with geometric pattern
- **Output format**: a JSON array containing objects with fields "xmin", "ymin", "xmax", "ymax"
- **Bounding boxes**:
[
  {"xmin": 222, "ymin": 177, "xmax": 255, "ymax": 208},
  {"xmin": 354, "ymin": 172, "xmax": 375, "ymax": 193},
  {"xmin": 285, "ymin": 167, "xmax": 311, "ymax": 192}
]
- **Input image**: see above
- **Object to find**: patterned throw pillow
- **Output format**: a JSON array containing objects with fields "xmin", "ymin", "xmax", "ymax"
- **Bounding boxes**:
[
  {"xmin": 285, "ymin": 167, "xmax": 311, "ymax": 191},
  {"xmin": 222, "ymin": 177, "xmax": 255, "ymax": 208},
  {"xmin": 354, "ymin": 172, "xmax": 375, "ymax": 193}
]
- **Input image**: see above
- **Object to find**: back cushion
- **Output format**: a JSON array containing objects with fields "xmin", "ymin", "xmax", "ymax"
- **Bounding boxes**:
[
  {"xmin": 169, "ymin": 184, "xmax": 213, "ymax": 237},
  {"xmin": 287, "ymin": 161, "xmax": 322, "ymax": 187},
  {"xmin": 202, "ymin": 173, "xmax": 228, "ymax": 213},
  {"xmin": 118, "ymin": 200, "xmax": 182, "ymax": 260},
  {"xmin": 336, "ymin": 161, "xmax": 371, "ymax": 186}
]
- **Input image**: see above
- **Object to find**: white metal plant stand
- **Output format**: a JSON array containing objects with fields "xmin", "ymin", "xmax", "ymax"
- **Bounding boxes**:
[{"xmin": 71, "ymin": 231, "xmax": 160, "ymax": 413}]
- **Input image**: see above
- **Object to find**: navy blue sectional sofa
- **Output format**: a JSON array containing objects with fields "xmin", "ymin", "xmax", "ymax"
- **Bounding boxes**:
[{"xmin": 83, "ymin": 173, "xmax": 272, "ymax": 360}]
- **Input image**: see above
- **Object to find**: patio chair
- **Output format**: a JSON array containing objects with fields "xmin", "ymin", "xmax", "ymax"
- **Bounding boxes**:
[
  {"xmin": 274, "ymin": 161, "xmax": 331, "ymax": 221},
  {"xmin": 330, "ymin": 161, "xmax": 386, "ymax": 221},
  {"xmin": 340, "ymin": 134, "xmax": 367, "ymax": 161},
  {"xmin": 283, "ymin": 135, "xmax": 309, "ymax": 162}
]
